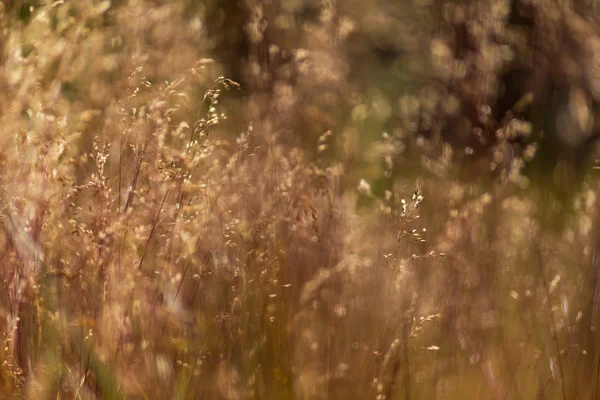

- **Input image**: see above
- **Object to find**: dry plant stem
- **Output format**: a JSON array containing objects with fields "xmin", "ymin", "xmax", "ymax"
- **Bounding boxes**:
[
  {"xmin": 535, "ymin": 239, "xmax": 568, "ymax": 400},
  {"xmin": 118, "ymin": 136, "xmax": 124, "ymax": 216},
  {"xmin": 480, "ymin": 202, "xmax": 525, "ymax": 400},
  {"xmin": 124, "ymin": 126, "xmax": 153, "ymax": 213},
  {"xmin": 146, "ymin": 187, "xmax": 185, "ymax": 315},
  {"xmin": 458, "ymin": 215, "xmax": 514, "ymax": 399},
  {"xmin": 166, "ymin": 189, "xmax": 186, "ymax": 263},
  {"xmin": 377, "ymin": 215, "xmax": 411, "ymax": 349},
  {"xmin": 476, "ymin": 257, "xmax": 523, "ymax": 398},
  {"xmin": 503, "ymin": 310, "xmax": 536, "ymax": 400},
  {"xmin": 137, "ymin": 186, "xmax": 170, "ymax": 270},
  {"xmin": 538, "ymin": 376, "xmax": 552, "ymax": 399},
  {"xmin": 403, "ymin": 319, "xmax": 411, "ymax": 400},
  {"xmin": 184, "ymin": 355, "xmax": 202, "ymax": 400},
  {"xmin": 157, "ymin": 185, "xmax": 223, "ymax": 345}
]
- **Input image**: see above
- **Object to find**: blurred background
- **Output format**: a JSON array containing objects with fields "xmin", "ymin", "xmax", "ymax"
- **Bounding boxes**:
[{"xmin": 2, "ymin": 0, "xmax": 600, "ymax": 399}]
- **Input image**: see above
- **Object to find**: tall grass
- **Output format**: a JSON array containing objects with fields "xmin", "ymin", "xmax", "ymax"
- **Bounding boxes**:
[{"xmin": 2, "ymin": 1, "xmax": 600, "ymax": 399}]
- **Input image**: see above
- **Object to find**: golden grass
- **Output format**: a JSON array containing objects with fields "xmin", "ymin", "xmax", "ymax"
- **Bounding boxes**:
[{"xmin": 1, "ymin": 1, "xmax": 600, "ymax": 399}]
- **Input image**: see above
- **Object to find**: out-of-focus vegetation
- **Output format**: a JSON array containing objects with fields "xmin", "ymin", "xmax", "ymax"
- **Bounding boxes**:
[{"xmin": 2, "ymin": 0, "xmax": 600, "ymax": 399}]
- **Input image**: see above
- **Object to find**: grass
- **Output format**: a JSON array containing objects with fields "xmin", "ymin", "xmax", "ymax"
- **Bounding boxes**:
[{"xmin": 2, "ymin": 1, "xmax": 600, "ymax": 399}]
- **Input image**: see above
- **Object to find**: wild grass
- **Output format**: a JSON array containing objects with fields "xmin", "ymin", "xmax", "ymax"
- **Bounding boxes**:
[{"xmin": 2, "ymin": 1, "xmax": 600, "ymax": 399}]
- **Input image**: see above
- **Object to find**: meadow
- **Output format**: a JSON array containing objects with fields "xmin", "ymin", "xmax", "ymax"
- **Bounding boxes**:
[{"xmin": 2, "ymin": 1, "xmax": 600, "ymax": 399}]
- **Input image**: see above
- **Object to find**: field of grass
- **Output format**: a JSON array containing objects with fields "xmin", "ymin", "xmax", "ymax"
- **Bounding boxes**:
[{"xmin": 2, "ymin": 1, "xmax": 600, "ymax": 399}]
